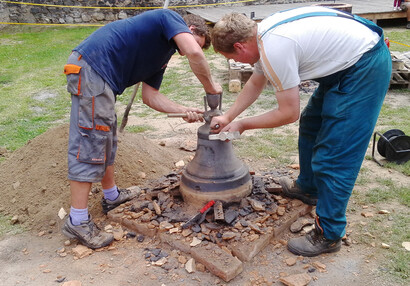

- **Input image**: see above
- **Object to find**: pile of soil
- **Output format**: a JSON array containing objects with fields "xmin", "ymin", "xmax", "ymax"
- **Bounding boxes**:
[{"xmin": 0, "ymin": 124, "xmax": 188, "ymax": 231}]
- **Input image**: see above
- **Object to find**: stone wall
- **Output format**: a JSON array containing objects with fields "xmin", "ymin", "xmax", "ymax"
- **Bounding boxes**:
[{"xmin": 0, "ymin": 0, "xmax": 325, "ymax": 24}]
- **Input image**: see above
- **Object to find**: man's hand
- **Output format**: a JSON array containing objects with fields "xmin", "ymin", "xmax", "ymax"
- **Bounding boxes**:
[
  {"xmin": 220, "ymin": 121, "xmax": 245, "ymax": 134},
  {"xmin": 210, "ymin": 114, "xmax": 231, "ymax": 133},
  {"xmin": 207, "ymin": 83, "xmax": 223, "ymax": 96},
  {"xmin": 183, "ymin": 109, "xmax": 204, "ymax": 123}
]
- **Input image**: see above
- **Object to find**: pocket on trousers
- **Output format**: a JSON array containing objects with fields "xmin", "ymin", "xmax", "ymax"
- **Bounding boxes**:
[
  {"xmin": 78, "ymin": 95, "xmax": 94, "ymax": 130},
  {"xmin": 65, "ymin": 64, "xmax": 82, "ymax": 95},
  {"xmin": 77, "ymin": 131, "xmax": 106, "ymax": 164}
]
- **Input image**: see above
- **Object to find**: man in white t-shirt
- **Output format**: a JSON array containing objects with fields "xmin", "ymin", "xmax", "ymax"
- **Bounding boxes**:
[{"xmin": 211, "ymin": 7, "xmax": 391, "ymax": 257}]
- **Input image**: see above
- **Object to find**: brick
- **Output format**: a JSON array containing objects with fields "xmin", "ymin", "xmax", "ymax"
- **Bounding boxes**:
[
  {"xmin": 107, "ymin": 212, "xmax": 157, "ymax": 237},
  {"xmin": 229, "ymin": 203, "xmax": 311, "ymax": 262},
  {"xmin": 272, "ymin": 203, "xmax": 312, "ymax": 238},
  {"xmin": 191, "ymin": 243, "xmax": 243, "ymax": 282},
  {"xmin": 230, "ymin": 232, "xmax": 272, "ymax": 262},
  {"xmin": 160, "ymin": 233, "xmax": 243, "ymax": 282}
]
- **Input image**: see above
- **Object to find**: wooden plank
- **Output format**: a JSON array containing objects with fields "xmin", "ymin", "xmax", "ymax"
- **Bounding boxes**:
[{"xmin": 357, "ymin": 11, "xmax": 407, "ymax": 20}]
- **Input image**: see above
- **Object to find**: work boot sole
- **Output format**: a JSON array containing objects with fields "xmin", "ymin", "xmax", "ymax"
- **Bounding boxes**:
[
  {"xmin": 62, "ymin": 228, "xmax": 114, "ymax": 249},
  {"xmin": 283, "ymin": 192, "xmax": 318, "ymax": 206}
]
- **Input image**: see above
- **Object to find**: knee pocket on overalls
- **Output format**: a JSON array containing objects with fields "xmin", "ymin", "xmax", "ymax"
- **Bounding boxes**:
[{"xmin": 77, "ymin": 131, "xmax": 107, "ymax": 164}]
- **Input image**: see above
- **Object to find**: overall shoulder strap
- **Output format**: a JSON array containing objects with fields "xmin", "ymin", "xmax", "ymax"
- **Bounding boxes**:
[{"xmin": 260, "ymin": 10, "xmax": 381, "ymax": 38}]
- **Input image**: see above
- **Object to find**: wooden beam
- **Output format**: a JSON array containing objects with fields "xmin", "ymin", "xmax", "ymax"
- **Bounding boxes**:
[{"xmin": 357, "ymin": 11, "xmax": 407, "ymax": 20}]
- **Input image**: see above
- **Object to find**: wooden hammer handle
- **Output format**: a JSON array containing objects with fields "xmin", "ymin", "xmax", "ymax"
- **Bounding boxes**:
[{"xmin": 167, "ymin": 113, "xmax": 203, "ymax": 118}]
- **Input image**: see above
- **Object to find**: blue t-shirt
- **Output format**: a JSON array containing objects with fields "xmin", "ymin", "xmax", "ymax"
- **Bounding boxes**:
[{"xmin": 74, "ymin": 9, "xmax": 191, "ymax": 95}]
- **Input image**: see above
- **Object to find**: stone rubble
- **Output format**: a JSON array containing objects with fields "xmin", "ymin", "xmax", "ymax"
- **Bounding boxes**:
[{"xmin": 106, "ymin": 169, "xmax": 313, "ymax": 282}]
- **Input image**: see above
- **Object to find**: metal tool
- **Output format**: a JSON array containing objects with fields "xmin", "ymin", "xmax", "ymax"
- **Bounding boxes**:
[
  {"xmin": 209, "ymin": 131, "xmax": 240, "ymax": 141},
  {"xmin": 181, "ymin": 200, "xmax": 215, "ymax": 229}
]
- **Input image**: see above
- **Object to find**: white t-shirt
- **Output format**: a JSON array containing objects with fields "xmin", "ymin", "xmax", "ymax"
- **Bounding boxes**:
[{"xmin": 255, "ymin": 6, "xmax": 380, "ymax": 91}]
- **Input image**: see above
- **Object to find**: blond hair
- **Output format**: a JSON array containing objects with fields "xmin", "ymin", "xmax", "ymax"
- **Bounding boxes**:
[{"xmin": 211, "ymin": 13, "xmax": 256, "ymax": 53}]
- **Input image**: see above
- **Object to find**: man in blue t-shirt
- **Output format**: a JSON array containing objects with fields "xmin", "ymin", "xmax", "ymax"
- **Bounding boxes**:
[{"xmin": 62, "ymin": 9, "xmax": 222, "ymax": 249}]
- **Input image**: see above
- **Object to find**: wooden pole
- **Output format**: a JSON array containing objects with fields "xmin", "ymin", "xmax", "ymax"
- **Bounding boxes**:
[{"xmin": 119, "ymin": 82, "xmax": 140, "ymax": 133}]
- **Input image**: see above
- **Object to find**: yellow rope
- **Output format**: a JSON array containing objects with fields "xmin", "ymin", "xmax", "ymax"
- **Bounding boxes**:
[
  {"xmin": 1, "ymin": 0, "xmax": 409, "ymax": 49},
  {"xmin": 0, "ymin": 21, "xmax": 103, "ymax": 26},
  {"xmin": 0, "ymin": 0, "xmax": 257, "ymax": 9},
  {"xmin": 0, "ymin": 25, "xmax": 408, "ymax": 50},
  {"xmin": 389, "ymin": 39, "xmax": 410, "ymax": 48}
]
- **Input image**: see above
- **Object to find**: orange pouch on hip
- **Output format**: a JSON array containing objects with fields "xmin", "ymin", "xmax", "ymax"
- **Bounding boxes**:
[
  {"xmin": 65, "ymin": 64, "xmax": 82, "ymax": 96},
  {"xmin": 64, "ymin": 64, "xmax": 81, "ymax": 75}
]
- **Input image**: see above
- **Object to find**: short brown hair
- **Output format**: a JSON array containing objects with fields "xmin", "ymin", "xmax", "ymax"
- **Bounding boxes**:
[
  {"xmin": 184, "ymin": 14, "xmax": 211, "ymax": 50},
  {"xmin": 211, "ymin": 13, "xmax": 256, "ymax": 53}
]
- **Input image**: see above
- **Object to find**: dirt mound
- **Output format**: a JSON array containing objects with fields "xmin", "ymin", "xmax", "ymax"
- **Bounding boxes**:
[{"xmin": 0, "ymin": 124, "xmax": 188, "ymax": 231}]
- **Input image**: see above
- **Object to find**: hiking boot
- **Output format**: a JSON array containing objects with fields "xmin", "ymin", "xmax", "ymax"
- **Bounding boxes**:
[
  {"xmin": 62, "ymin": 215, "xmax": 114, "ymax": 249},
  {"xmin": 287, "ymin": 218, "xmax": 341, "ymax": 257},
  {"xmin": 278, "ymin": 177, "xmax": 318, "ymax": 206},
  {"xmin": 101, "ymin": 187, "xmax": 139, "ymax": 214}
]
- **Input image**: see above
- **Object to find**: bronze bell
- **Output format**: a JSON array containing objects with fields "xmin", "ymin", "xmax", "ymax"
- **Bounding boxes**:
[{"xmin": 180, "ymin": 94, "xmax": 252, "ymax": 207}]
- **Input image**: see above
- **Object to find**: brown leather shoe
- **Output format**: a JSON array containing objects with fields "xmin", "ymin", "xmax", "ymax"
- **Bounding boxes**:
[{"xmin": 279, "ymin": 177, "xmax": 317, "ymax": 205}]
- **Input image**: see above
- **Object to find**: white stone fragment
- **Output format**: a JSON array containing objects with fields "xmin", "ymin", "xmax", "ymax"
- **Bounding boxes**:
[
  {"xmin": 190, "ymin": 237, "xmax": 202, "ymax": 247},
  {"xmin": 58, "ymin": 207, "xmax": 67, "ymax": 220}
]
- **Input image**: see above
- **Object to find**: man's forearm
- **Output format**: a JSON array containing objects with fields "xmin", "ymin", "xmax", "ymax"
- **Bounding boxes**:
[
  {"xmin": 188, "ymin": 53, "xmax": 219, "ymax": 94},
  {"xmin": 141, "ymin": 84, "xmax": 186, "ymax": 113},
  {"xmin": 225, "ymin": 73, "xmax": 266, "ymax": 121},
  {"xmin": 240, "ymin": 108, "xmax": 297, "ymax": 131}
]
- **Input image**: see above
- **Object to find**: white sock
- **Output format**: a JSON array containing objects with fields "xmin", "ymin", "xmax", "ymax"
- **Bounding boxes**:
[
  {"xmin": 103, "ymin": 185, "xmax": 119, "ymax": 201},
  {"xmin": 70, "ymin": 206, "xmax": 89, "ymax": 226}
]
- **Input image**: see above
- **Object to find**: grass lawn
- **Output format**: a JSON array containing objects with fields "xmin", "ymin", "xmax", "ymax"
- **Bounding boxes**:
[{"xmin": 0, "ymin": 21, "xmax": 409, "ymax": 283}]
